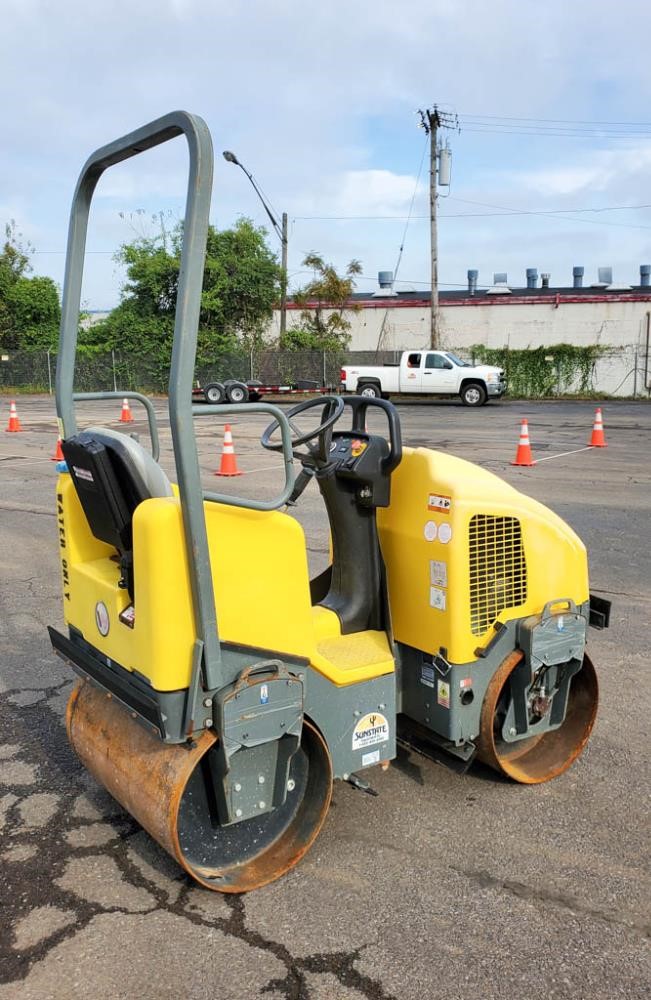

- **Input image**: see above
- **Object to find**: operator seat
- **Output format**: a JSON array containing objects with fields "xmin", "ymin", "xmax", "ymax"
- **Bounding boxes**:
[{"xmin": 61, "ymin": 427, "xmax": 172, "ymax": 600}]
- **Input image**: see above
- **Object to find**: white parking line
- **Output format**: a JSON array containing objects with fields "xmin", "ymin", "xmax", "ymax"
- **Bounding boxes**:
[{"xmin": 535, "ymin": 446, "xmax": 594, "ymax": 463}]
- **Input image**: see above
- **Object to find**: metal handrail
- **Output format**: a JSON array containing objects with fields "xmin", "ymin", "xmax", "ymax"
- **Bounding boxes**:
[
  {"xmin": 74, "ymin": 391, "xmax": 160, "ymax": 461},
  {"xmin": 194, "ymin": 403, "xmax": 295, "ymax": 510}
]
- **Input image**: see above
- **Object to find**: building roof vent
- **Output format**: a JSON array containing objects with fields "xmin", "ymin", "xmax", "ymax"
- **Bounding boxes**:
[
  {"xmin": 592, "ymin": 266, "xmax": 612, "ymax": 288},
  {"xmin": 486, "ymin": 272, "xmax": 511, "ymax": 295},
  {"xmin": 375, "ymin": 270, "xmax": 397, "ymax": 297},
  {"xmin": 526, "ymin": 268, "xmax": 538, "ymax": 289}
]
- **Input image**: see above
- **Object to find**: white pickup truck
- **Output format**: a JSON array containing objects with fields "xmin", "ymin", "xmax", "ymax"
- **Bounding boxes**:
[{"xmin": 341, "ymin": 350, "xmax": 506, "ymax": 406}]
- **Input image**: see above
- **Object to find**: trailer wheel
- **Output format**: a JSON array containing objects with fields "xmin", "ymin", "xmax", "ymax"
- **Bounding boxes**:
[
  {"xmin": 460, "ymin": 382, "xmax": 487, "ymax": 407},
  {"xmin": 204, "ymin": 382, "xmax": 225, "ymax": 404},
  {"xmin": 358, "ymin": 382, "xmax": 381, "ymax": 399},
  {"xmin": 226, "ymin": 381, "xmax": 249, "ymax": 404}
]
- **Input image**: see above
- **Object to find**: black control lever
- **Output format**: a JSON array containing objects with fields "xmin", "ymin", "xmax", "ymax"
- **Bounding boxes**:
[
  {"xmin": 343, "ymin": 397, "xmax": 402, "ymax": 473},
  {"xmin": 285, "ymin": 466, "xmax": 316, "ymax": 506}
]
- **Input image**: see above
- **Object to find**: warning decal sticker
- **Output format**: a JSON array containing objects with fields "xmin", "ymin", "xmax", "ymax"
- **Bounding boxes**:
[
  {"xmin": 352, "ymin": 713, "xmax": 390, "ymax": 751},
  {"xmin": 429, "ymin": 559, "xmax": 447, "ymax": 588},
  {"xmin": 421, "ymin": 663, "xmax": 435, "ymax": 688},
  {"xmin": 429, "ymin": 586, "xmax": 447, "ymax": 611},
  {"xmin": 73, "ymin": 466, "xmax": 94, "ymax": 483},
  {"xmin": 437, "ymin": 679, "xmax": 450, "ymax": 709},
  {"xmin": 427, "ymin": 493, "xmax": 451, "ymax": 514}
]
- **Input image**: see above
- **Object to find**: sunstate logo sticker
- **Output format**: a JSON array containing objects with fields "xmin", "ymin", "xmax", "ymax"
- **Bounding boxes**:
[{"xmin": 352, "ymin": 713, "xmax": 389, "ymax": 751}]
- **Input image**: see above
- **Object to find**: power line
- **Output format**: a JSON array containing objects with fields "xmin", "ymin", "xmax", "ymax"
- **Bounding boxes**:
[
  {"xmin": 293, "ymin": 202, "xmax": 651, "ymax": 218},
  {"xmin": 375, "ymin": 137, "xmax": 428, "ymax": 352},
  {"xmin": 445, "ymin": 196, "xmax": 651, "ymax": 231},
  {"xmin": 463, "ymin": 122, "xmax": 651, "ymax": 135},
  {"xmin": 448, "ymin": 198, "xmax": 651, "ymax": 214},
  {"xmin": 292, "ymin": 202, "xmax": 651, "ymax": 231},
  {"xmin": 32, "ymin": 249, "xmax": 115, "ymax": 254},
  {"xmin": 462, "ymin": 127, "xmax": 651, "ymax": 139},
  {"xmin": 459, "ymin": 112, "xmax": 651, "ymax": 127},
  {"xmin": 457, "ymin": 112, "xmax": 651, "ymax": 139}
]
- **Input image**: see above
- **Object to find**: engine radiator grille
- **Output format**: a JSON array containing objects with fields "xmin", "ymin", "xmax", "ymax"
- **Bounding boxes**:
[{"xmin": 469, "ymin": 515, "xmax": 527, "ymax": 636}]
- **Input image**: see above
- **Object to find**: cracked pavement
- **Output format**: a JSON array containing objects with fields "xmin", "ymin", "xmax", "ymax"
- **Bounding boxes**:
[{"xmin": 0, "ymin": 395, "xmax": 649, "ymax": 999}]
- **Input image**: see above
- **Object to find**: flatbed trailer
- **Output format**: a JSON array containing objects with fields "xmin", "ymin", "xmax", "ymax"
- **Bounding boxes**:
[{"xmin": 193, "ymin": 378, "xmax": 337, "ymax": 404}]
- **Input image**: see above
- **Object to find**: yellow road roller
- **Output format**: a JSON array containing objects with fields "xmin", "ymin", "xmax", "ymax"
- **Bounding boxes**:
[{"xmin": 49, "ymin": 111, "xmax": 608, "ymax": 893}]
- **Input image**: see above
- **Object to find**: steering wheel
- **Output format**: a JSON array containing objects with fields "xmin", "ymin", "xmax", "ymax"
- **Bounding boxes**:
[{"xmin": 261, "ymin": 395, "xmax": 344, "ymax": 461}]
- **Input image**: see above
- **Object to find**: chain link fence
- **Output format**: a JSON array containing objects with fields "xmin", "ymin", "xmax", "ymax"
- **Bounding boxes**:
[
  {"xmin": 0, "ymin": 345, "xmax": 648, "ymax": 398},
  {"xmin": 0, "ymin": 349, "xmax": 400, "ymax": 395}
]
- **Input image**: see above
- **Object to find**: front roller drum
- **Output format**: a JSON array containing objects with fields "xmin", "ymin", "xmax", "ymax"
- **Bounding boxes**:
[
  {"xmin": 67, "ymin": 681, "xmax": 333, "ymax": 892},
  {"xmin": 476, "ymin": 651, "xmax": 599, "ymax": 784}
]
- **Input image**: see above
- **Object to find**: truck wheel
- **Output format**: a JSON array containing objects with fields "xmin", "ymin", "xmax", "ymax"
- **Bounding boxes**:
[
  {"xmin": 358, "ymin": 382, "xmax": 381, "ymax": 399},
  {"xmin": 204, "ymin": 382, "xmax": 225, "ymax": 404},
  {"xmin": 226, "ymin": 381, "xmax": 249, "ymax": 404},
  {"xmin": 461, "ymin": 383, "xmax": 487, "ymax": 407}
]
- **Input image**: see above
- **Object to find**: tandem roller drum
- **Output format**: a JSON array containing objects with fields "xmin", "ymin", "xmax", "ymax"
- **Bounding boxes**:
[
  {"xmin": 476, "ymin": 651, "xmax": 599, "ymax": 784},
  {"xmin": 67, "ymin": 681, "xmax": 333, "ymax": 892}
]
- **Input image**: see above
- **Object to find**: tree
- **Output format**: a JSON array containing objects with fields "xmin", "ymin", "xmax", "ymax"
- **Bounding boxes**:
[
  {"xmin": 83, "ymin": 217, "xmax": 281, "ymax": 361},
  {"xmin": 281, "ymin": 253, "xmax": 362, "ymax": 350},
  {"xmin": 0, "ymin": 221, "xmax": 61, "ymax": 351}
]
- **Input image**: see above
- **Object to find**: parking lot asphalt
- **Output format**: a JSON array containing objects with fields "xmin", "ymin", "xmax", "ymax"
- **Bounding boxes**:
[{"xmin": 0, "ymin": 393, "xmax": 649, "ymax": 1000}]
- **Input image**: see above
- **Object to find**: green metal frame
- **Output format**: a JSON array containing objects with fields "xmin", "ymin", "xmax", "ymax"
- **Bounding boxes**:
[{"xmin": 55, "ymin": 110, "xmax": 295, "ymax": 694}]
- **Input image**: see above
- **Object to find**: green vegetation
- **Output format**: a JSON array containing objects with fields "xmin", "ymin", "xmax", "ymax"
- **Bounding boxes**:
[
  {"xmin": 281, "ymin": 253, "xmax": 362, "ymax": 350},
  {"xmin": 471, "ymin": 343, "xmax": 607, "ymax": 397},
  {"xmin": 0, "ymin": 222, "xmax": 60, "ymax": 351},
  {"xmin": 82, "ymin": 217, "xmax": 281, "ymax": 361}
]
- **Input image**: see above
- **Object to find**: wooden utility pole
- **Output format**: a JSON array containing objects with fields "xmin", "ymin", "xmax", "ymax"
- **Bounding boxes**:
[
  {"xmin": 418, "ymin": 106, "xmax": 457, "ymax": 349},
  {"xmin": 280, "ymin": 212, "xmax": 288, "ymax": 338},
  {"xmin": 428, "ymin": 108, "xmax": 440, "ymax": 348}
]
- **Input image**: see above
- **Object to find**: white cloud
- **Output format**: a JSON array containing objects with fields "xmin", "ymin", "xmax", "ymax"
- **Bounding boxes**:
[
  {"xmin": 510, "ymin": 144, "xmax": 651, "ymax": 198},
  {"xmin": 294, "ymin": 169, "xmax": 424, "ymax": 218}
]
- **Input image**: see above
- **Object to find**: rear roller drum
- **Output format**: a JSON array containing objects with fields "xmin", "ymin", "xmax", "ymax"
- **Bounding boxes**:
[
  {"xmin": 67, "ymin": 681, "xmax": 333, "ymax": 892},
  {"xmin": 476, "ymin": 651, "xmax": 598, "ymax": 784}
]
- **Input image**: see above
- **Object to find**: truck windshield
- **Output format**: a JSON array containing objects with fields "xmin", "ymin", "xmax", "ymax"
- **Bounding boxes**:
[{"xmin": 445, "ymin": 352, "xmax": 470, "ymax": 367}]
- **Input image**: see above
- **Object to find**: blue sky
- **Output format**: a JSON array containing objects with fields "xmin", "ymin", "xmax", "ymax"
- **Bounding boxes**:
[{"xmin": 3, "ymin": 0, "xmax": 651, "ymax": 309}]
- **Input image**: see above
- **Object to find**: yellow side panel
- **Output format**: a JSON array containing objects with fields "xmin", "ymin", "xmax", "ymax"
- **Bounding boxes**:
[
  {"xmin": 377, "ymin": 448, "xmax": 589, "ymax": 665},
  {"xmin": 58, "ymin": 477, "xmax": 395, "ymax": 690},
  {"xmin": 58, "ymin": 476, "xmax": 196, "ymax": 691},
  {"xmin": 204, "ymin": 501, "xmax": 317, "ymax": 657}
]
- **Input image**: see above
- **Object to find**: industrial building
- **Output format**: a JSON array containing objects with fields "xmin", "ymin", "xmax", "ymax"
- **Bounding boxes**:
[{"xmin": 274, "ymin": 265, "xmax": 651, "ymax": 396}]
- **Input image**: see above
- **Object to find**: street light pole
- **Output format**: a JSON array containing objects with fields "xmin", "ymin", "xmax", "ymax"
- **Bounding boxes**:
[{"xmin": 223, "ymin": 150, "xmax": 288, "ymax": 338}]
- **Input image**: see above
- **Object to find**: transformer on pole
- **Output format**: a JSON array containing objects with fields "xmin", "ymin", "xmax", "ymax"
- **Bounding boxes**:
[{"xmin": 417, "ymin": 107, "xmax": 457, "ymax": 348}]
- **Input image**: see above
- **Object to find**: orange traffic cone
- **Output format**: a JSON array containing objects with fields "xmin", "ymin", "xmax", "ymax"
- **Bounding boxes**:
[
  {"xmin": 511, "ymin": 418, "xmax": 535, "ymax": 467},
  {"xmin": 5, "ymin": 400, "xmax": 22, "ymax": 433},
  {"xmin": 214, "ymin": 423, "xmax": 243, "ymax": 477},
  {"xmin": 119, "ymin": 398, "xmax": 133, "ymax": 423},
  {"xmin": 51, "ymin": 436, "xmax": 64, "ymax": 461},
  {"xmin": 589, "ymin": 407, "xmax": 607, "ymax": 448}
]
